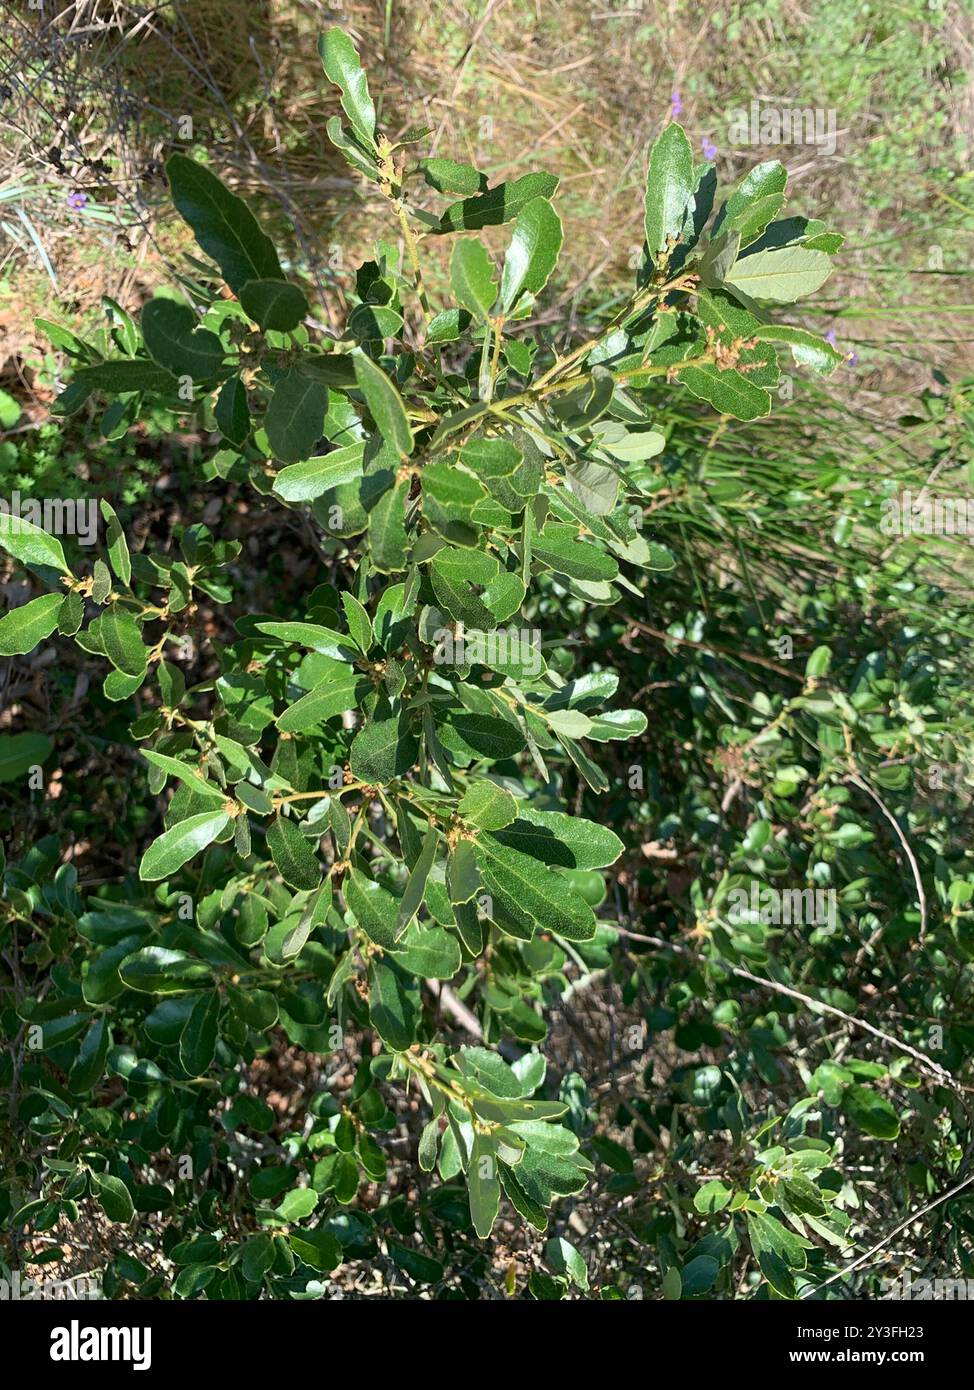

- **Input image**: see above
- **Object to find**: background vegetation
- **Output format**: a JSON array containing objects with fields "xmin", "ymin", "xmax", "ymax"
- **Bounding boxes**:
[{"xmin": 2, "ymin": 0, "xmax": 974, "ymax": 1301}]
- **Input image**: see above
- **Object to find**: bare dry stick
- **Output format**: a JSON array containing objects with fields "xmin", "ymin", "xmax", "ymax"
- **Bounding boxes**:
[
  {"xmin": 449, "ymin": 0, "xmax": 508, "ymax": 102},
  {"xmin": 806, "ymin": 1169, "xmax": 974, "ymax": 1294},
  {"xmin": 629, "ymin": 620, "xmax": 804, "ymax": 681},
  {"xmin": 609, "ymin": 925, "xmax": 959, "ymax": 1090},
  {"xmin": 845, "ymin": 769, "xmax": 928, "ymax": 944},
  {"xmin": 425, "ymin": 979, "xmax": 523, "ymax": 1061}
]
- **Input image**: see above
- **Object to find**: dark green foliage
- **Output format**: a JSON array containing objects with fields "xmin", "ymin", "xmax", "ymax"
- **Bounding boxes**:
[{"xmin": 2, "ymin": 30, "xmax": 972, "ymax": 1303}]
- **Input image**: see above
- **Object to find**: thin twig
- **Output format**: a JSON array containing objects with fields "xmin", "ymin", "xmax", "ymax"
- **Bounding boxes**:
[
  {"xmin": 845, "ymin": 769, "xmax": 928, "ymax": 944},
  {"xmin": 608, "ymin": 925, "xmax": 960, "ymax": 1090},
  {"xmin": 807, "ymin": 1169, "xmax": 974, "ymax": 1294}
]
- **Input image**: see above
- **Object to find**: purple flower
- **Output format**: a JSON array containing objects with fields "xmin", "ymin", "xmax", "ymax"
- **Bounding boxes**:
[
  {"xmin": 825, "ymin": 328, "xmax": 838, "ymax": 348},
  {"xmin": 702, "ymin": 137, "xmax": 717, "ymax": 161},
  {"xmin": 67, "ymin": 191, "xmax": 87, "ymax": 209},
  {"xmin": 846, "ymin": 352, "xmax": 859, "ymax": 368},
  {"xmin": 670, "ymin": 88, "xmax": 682, "ymax": 119}
]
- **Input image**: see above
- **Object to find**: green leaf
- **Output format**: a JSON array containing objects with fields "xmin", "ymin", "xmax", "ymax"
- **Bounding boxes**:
[
  {"xmin": 167, "ymin": 153, "xmax": 284, "ymax": 295},
  {"xmin": 141, "ymin": 297, "xmax": 226, "ymax": 380},
  {"xmin": 179, "ymin": 990, "xmax": 220, "ymax": 1075},
  {"xmin": 215, "ymin": 375, "xmax": 250, "ymax": 445},
  {"xmin": 390, "ymin": 925, "xmax": 461, "ymax": 979},
  {"xmin": 369, "ymin": 478, "xmax": 409, "ymax": 573},
  {"xmin": 57, "ymin": 590, "xmax": 84, "ymax": 636},
  {"xmin": 546, "ymin": 709, "xmax": 593, "ymax": 740},
  {"xmin": 318, "ymin": 28, "xmax": 377, "ymax": 152},
  {"xmin": 475, "ymin": 836, "xmax": 596, "ymax": 941},
  {"xmin": 239, "ymin": 278, "xmax": 308, "ymax": 332},
  {"xmin": 842, "ymin": 1084, "xmax": 900, "ymax": 1140},
  {"xmin": 352, "ymin": 351, "xmax": 413, "ymax": 458},
  {"xmin": 276, "ymin": 673, "xmax": 370, "ymax": 733},
  {"xmin": 532, "ymin": 524, "xmax": 618, "ymax": 582},
  {"xmin": 397, "ymin": 829, "xmax": 438, "ymax": 933},
  {"xmin": 441, "ymin": 711, "xmax": 526, "ymax": 762},
  {"xmin": 500, "ymin": 197, "xmax": 563, "ymax": 313},
  {"xmin": 430, "ymin": 546, "xmax": 525, "ymax": 629},
  {"xmin": 0, "ymin": 593, "xmax": 63, "ymax": 656},
  {"xmin": 420, "ymin": 158, "xmax": 486, "ymax": 196},
  {"xmin": 139, "ymin": 811, "xmax": 231, "ymax": 881},
  {"xmin": 346, "ymin": 870, "xmax": 399, "ymax": 948},
  {"xmin": 341, "ymin": 590, "xmax": 373, "ymax": 653},
  {"xmin": 723, "ymin": 246, "xmax": 833, "ymax": 303},
  {"xmin": 499, "ymin": 1162, "xmax": 548, "ymax": 1231},
  {"xmin": 101, "ymin": 608, "xmax": 147, "ymax": 677},
  {"xmin": 99, "ymin": 500, "xmax": 131, "ymax": 586},
  {"xmin": 119, "ymin": 946, "xmax": 212, "ymax": 993},
  {"xmin": 91, "ymin": 1172, "xmax": 134, "ymax": 1224},
  {"xmin": 699, "ymin": 228, "xmax": 741, "ymax": 289},
  {"xmin": 241, "ymin": 1233, "xmax": 276, "ymax": 1283},
  {"xmin": 273, "ymin": 441, "xmax": 366, "ymax": 502},
  {"xmin": 458, "ymin": 781, "xmax": 518, "ymax": 830},
  {"xmin": 255, "ymin": 620, "xmax": 357, "ymax": 660},
  {"xmin": 91, "ymin": 560, "xmax": 112, "ymax": 605},
  {"xmin": 141, "ymin": 749, "xmax": 227, "ymax": 801},
  {"xmin": 457, "ymin": 1046, "xmax": 529, "ymax": 1097},
  {"xmin": 450, "ymin": 238, "xmax": 498, "ymax": 320},
  {"xmin": 434, "ymin": 172, "xmax": 560, "ymax": 234},
  {"xmin": 50, "ymin": 380, "xmax": 92, "ymax": 417},
  {"xmin": 723, "ymin": 160, "xmax": 787, "ymax": 222},
  {"xmin": 368, "ymin": 957, "xmax": 419, "ymax": 1051},
  {"xmin": 277, "ymin": 1187, "xmax": 319, "ymax": 1222},
  {"xmin": 0, "ymin": 512, "xmax": 71, "ymax": 575},
  {"xmin": 469, "ymin": 1133, "xmax": 501, "ymax": 1238},
  {"xmin": 425, "ymin": 308, "xmax": 473, "ymax": 344},
  {"xmin": 266, "ymin": 815, "xmax": 321, "ymax": 891},
  {"xmin": 680, "ymin": 362, "xmax": 772, "ymax": 421},
  {"xmin": 388, "ymin": 1239, "xmax": 443, "ymax": 1282},
  {"xmin": 228, "ymin": 985, "xmax": 277, "ymax": 1031},
  {"xmin": 419, "ymin": 1119, "xmax": 439, "ymax": 1172},
  {"xmin": 289, "ymin": 1226, "xmax": 343, "ymax": 1273},
  {"xmin": 754, "ymin": 324, "xmax": 844, "ymax": 375},
  {"xmin": 265, "ymin": 367, "xmax": 330, "ymax": 465},
  {"xmin": 447, "ymin": 838, "xmax": 481, "ymax": 906},
  {"xmin": 694, "ymin": 1179, "xmax": 732, "ymax": 1213},
  {"xmin": 69, "ymin": 1015, "xmax": 110, "ymax": 1094},
  {"xmin": 725, "ymin": 192, "xmax": 785, "ymax": 250},
  {"xmin": 104, "ymin": 670, "xmax": 142, "ymax": 702},
  {"xmin": 349, "ymin": 712, "xmax": 418, "ymax": 784},
  {"xmin": 644, "ymin": 122, "xmax": 695, "ymax": 263},
  {"xmin": 805, "ymin": 644, "xmax": 832, "ymax": 677},
  {"xmin": 326, "ymin": 117, "xmax": 381, "ymax": 182},
  {"xmin": 487, "ymin": 808, "xmax": 623, "ymax": 870},
  {"xmin": 747, "ymin": 1210, "xmax": 809, "ymax": 1270},
  {"xmin": 35, "ymin": 316, "xmax": 94, "ymax": 359},
  {"xmin": 72, "ymin": 360, "xmax": 179, "ymax": 396},
  {"xmin": 546, "ymin": 1235, "xmax": 589, "ymax": 1290},
  {"xmin": 466, "ymin": 1092, "xmax": 567, "ymax": 1125},
  {"xmin": 421, "ymin": 463, "xmax": 507, "ymax": 534},
  {"xmin": 0, "ymin": 732, "xmax": 53, "ymax": 783},
  {"xmin": 293, "ymin": 353, "xmax": 359, "ymax": 389},
  {"xmin": 681, "ymin": 1254, "xmax": 719, "ymax": 1296}
]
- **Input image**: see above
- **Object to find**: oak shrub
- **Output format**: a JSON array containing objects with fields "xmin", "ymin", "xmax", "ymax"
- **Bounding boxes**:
[{"xmin": 5, "ymin": 30, "xmax": 968, "ymax": 1301}]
